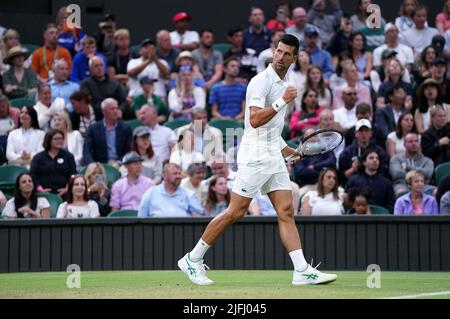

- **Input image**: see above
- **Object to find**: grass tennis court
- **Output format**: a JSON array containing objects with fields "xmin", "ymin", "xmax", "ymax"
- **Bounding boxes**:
[{"xmin": 1, "ymin": 271, "xmax": 450, "ymax": 299}]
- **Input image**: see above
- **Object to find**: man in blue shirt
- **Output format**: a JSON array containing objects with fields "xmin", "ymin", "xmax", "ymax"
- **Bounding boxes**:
[
  {"xmin": 49, "ymin": 59, "xmax": 79, "ymax": 112},
  {"xmin": 70, "ymin": 36, "xmax": 108, "ymax": 83},
  {"xmin": 138, "ymin": 163, "xmax": 204, "ymax": 217},
  {"xmin": 243, "ymin": 7, "xmax": 272, "ymax": 56},
  {"xmin": 209, "ymin": 57, "xmax": 247, "ymax": 120},
  {"xmin": 303, "ymin": 26, "xmax": 334, "ymax": 79}
]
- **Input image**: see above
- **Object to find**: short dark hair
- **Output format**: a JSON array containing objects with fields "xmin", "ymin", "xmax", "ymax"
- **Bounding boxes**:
[
  {"xmin": 69, "ymin": 91, "xmax": 92, "ymax": 103},
  {"xmin": 277, "ymin": 34, "xmax": 299, "ymax": 55},
  {"xmin": 228, "ymin": 26, "xmax": 243, "ymax": 37},
  {"xmin": 356, "ymin": 103, "xmax": 372, "ymax": 115},
  {"xmin": 199, "ymin": 29, "xmax": 214, "ymax": 37},
  {"xmin": 223, "ymin": 56, "xmax": 240, "ymax": 68},
  {"xmin": 347, "ymin": 187, "xmax": 372, "ymax": 203},
  {"xmin": 44, "ymin": 23, "xmax": 57, "ymax": 33},
  {"xmin": 386, "ymin": 83, "xmax": 406, "ymax": 98},
  {"xmin": 414, "ymin": 4, "xmax": 428, "ymax": 15},
  {"xmin": 42, "ymin": 128, "xmax": 65, "ymax": 151}
]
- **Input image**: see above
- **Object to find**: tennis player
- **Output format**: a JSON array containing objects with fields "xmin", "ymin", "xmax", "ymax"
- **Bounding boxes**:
[{"xmin": 178, "ymin": 34, "xmax": 337, "ymax": 286}]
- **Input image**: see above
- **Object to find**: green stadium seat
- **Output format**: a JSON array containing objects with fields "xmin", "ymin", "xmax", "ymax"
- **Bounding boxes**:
[
  {"xmin": 10, "ymin": 97, "xmax": 35, "ymax": 108},
  {"xmin": 164, "ymin": 119, "xmax": 191, "ymax": 131},
  {"xmin": 435, "ymin": 162, "xmax": 450, "ymax": 186},
  {"xmin": 0, "ymin": 165, "xmax": 28, "ymax": 195},
  {"xmin": 38, "ymin": 192, "xmax": 63, "ymax": 218},
  {"xmin": 107, "ymin": 210, "xmax": 138, "ymax": 218},
  {"xmin": 21, "ymin": 43, "xmax": 39, "ymax": 54},
  {"xmin": 79, "ymin": 163, "xmax": 122, "ymax": 188},
  {"xmin": 213, "ymin": 43, "xmax": 231, "ymax": 54},
  {"xmin": 125, "ymin": 119, "xmax": 144, "ymax": 131},
  {"xmin": 369, "ymin": 204, "xmax": 390, "ymax": 215},
  {"xmin": 209, "ymin": 118, "xmax": 244, "ymax": 151}
]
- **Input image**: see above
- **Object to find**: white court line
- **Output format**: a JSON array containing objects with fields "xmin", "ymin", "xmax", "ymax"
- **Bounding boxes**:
[{"xmin": 382, "ymin": 291, "xmax": 450, "ymax": 299}]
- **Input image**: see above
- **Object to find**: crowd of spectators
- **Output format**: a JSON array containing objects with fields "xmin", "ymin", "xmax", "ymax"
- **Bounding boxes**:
[{"xmin": 1, "ymin": 0, "xmax": 450, "ymax": 219}]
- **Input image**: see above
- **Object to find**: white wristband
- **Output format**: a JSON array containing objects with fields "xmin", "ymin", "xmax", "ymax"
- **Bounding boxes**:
[{"xmin": 271, "ymin": 97, "xmax": 287, "ymax": 112}]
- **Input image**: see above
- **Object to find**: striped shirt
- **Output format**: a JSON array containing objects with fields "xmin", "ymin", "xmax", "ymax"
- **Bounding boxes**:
[{"xmin": 209, "ymin": 81, "xmax": 247, "ymax": 118}]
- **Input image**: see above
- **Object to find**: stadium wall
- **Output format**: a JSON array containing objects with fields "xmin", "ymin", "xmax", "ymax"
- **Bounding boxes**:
[
  {"xmin": 0, "ymin": 0, "xmax": 443, "ymax": 46},
  {"xmin": 1, "ymin": 216, "xmax": 449, "ymax": 273}
]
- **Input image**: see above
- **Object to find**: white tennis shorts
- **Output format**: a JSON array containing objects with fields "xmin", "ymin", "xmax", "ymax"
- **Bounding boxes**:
[{"xmin": 232, "ymin": 166, "xmax": 292, "ymax": 198}]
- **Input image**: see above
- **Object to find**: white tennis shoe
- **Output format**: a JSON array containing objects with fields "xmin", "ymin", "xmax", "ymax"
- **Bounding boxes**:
[
  {"xmin": 178, "ymin": 253, "xmax": 214, "ymax": 286},
  {"xmin": 292, "ymin": 262, "xmax": 337, "ymax": 286}
]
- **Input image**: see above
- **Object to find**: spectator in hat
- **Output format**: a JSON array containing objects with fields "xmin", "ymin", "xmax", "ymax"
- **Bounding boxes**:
[
  {"xmin": 169, "ymin": 50, "xmax": 205, "ymax": 89},
  {"xmin": 31, "ymin": 23, "xmax": 72, "ymax": 81},
  {"xmin": 373, "ymin": 23, "xmax": 414, "ymax": 71},
  {"xmin": 307, "ymin": 0, "xmax": 342, "ymax": 47},
  {"xmin": 430, "ymin": 35, "xmax": 450, "ymax": 80},
  {"xmin": 49, "ymin": 59, "xmax": 79, "ymax": 112},
  {"xmin": 82, "ymin": 98, "xmax": 132, "ymax": 166},
  {"xmin": 414, "ymin": 78, "xmax": 444, "ymax": 134},
  {"xmin": 127, "ymin": 38, "xmax": 169, "ymax": 101},
  {"xmin": 0, "ymin": 29, "xmax": 31, "ymax": 74},
  {"xmin": 243, "ymin": 7, "xmax": 272, "ymax": 56},
  {"xmin": 399, "ymin": 5, "xmax": 439, "ymax": 58},
  {"xmin": 70, "ymin": 36, "xmax": 108, "ymax": 83},
  {"xmin": 2, "ymin": 46, "xmax": 39, "ymax": 99},
  {"xmin": 110, "ymin": 151, "xmax": 155, "ymax": 212},
  {"xmin": 192, "ymin": 29, "xmax": 223, "ymax": 89},
  {"xmin": 132, "ymin": 76, "xmax": 168, "ymax": 122},
  {"xmin": 224, "ymin": 27, "xmax": 258, "ymax": 83},
  {"xmin": 303, "ymin": 26, "xmax": 334, "ymax": 79},
  {"xmin": 107, "ymin": 29, "xmax": 140, "ymax": 85},
  {"xmin": 94, "ymin": 14, "xmax": 117, "ymax": 58},
  {"xmin": 170, "ymin": 12, "xmax": 199, "ymax": 51},
  {"xmin": 127, "ymin": 126, "xmax": 163, "ymax": 184},
  {"xmin": 428, "ymin": 57, "xmax": 450, "ymax": 103},
  {"xmin": 138, "ymin": 162, "xmax": 204, "ymax": 217},
  {"xmin": 80, "ymin": 56, "xmax": 129, "ymax": 118},
  {"xmin": 156, "ymin": 29, "xmax": 180, "ymax": 73}
]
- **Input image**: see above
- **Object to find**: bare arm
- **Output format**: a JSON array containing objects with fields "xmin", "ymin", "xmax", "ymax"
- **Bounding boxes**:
[
  {"xmin": 234, "ymin": 100, "xmax": 245, "ymax": 120},
  {"xmin": 300, "ymin": 195, "xmax": 312, "ymax": 215}
]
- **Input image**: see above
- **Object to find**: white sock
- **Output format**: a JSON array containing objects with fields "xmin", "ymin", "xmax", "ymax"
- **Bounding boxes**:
[
  {"xmin": 289, "ymin": 249, "xmax": 308, "ymax": 272},
  {"xmin": 189, "ymin": 239, "xmax": 211, "ymax": 262}
]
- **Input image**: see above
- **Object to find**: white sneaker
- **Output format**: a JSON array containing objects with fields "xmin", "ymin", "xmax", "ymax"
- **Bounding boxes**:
[
  {"xmin": 178, "ymin": 253, "xmax": 214, "ymax": 286},
  {"xmin": 292, "ymin": 263, "xmax": 337, "ymax": 286}
]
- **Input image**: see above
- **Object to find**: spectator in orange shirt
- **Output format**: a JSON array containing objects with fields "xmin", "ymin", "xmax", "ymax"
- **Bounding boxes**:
[{"xmin": 31, "ymin": 23, "xmax": 72, "ymax": 82}]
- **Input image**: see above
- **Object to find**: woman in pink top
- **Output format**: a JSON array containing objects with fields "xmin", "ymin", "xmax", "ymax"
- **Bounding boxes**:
[
  {"xmin": 289, "ymin": 88, "xmax": 322, "ymax": 138},
  {"xmin": 436, "ymin": 0, "xmax": 450, "ymax": 34}
]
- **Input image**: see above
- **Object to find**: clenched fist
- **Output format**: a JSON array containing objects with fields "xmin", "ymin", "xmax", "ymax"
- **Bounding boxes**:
[{"xmin": 282, "ymin": 86, "xmax": 297, "ymax": 104}]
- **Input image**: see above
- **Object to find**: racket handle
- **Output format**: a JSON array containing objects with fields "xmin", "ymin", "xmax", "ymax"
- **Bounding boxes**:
[{"xmin": 285, "ymin": 153, "xmax": 301, "ymax": 163}]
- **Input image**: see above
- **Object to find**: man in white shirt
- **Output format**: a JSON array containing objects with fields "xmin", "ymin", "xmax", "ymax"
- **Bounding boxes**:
[
  {"xmin": 399, "ymin": 5, "xmax": 439, "ymax": 59},
  {"xmin": 373, "ymin": 23, "xmax": 414, "ymax": 72},
  {"xmin": 170, "ymin": 12, "xmax": 200, "ymax": 51},
  {"xmin": 333, "ymin": 85, "xmax": 358, "ymax": 132},
  {"xmin": 127, "ymin": 38, "xmax": 169, "ymax": 100},
  {"xmin": 138, "ymin": 104, "xmax": 177, "ymax": 162},
  {"xmin": 178, "ymin": 34, "xmax": 337, "ymax": 287}
]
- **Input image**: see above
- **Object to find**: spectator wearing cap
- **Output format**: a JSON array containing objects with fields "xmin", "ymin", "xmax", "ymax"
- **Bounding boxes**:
[
  {"xmin": 181, "ymin": 162, "xmax": 207, "ymax": 203},
  {"xmin": 286, "ymin": 7, "xmax": 317, "ymax": 48},
  {"xmin": 2, "ymin": 46, "xmax": 39, "ymax": 100},
  {"xmin": 243, "ymin": 7, "xmax": 272, "ymax": 56},
  {"xmin": 138, "ymin": 163, "xmax": 203, "ymax": 217},
  {"xmin": 345, "ymin": 149, "xmax": 396, "ymax": 213},
  {"xmin": 82, "ymin": 98, "xmax": 132, "ymax": 166},
  {"xmin": 132, "ymin": 76, "xmax": 168, "ymax": 122},
  {"xmin": 209, "ymin": 57, "xmax": 246, "ymax": 120},
  {"xmin": 94, "ymin": 14, "xmax": 116, "ymax": 58},
  {"xmin": 168, "ymin": 64, "xmax": 206, "ymax": 121},
  {"xmin": 176, "ymin": 107, "xmax": 223, "ymax": 164},
  {"xmin": 110, "ymin": 151, "xmax": 155, "ymax": 212},
  {"xmin": 69, "ymin": 91, "xmax": 103, "ymax": 137},
  {"xmin": 399, "ymin": 5, "xmax": 439, "ymax": 58},
  {"xmin": 126, "ymin": 126, "xmax": 163, "ymax": 184},
  {"xmin": 370, "ymin": 49, "xmax": 411, "ymax": 93},
  {"xmin": 224, "ymin": 27, "xmax": 258, "ymax": 83},
  {"xmin": 80, "ymin": 56, "xmax": 129, "ymax": 118},
  {"xmin": 191, "ymin": 29, "xmax": 223, "ymax": 89},
  {"xmin": 307, "ymin": 0, "xmax": 342, "ymax": 47},
  {"xmin": 428, "ymin": 57, "xmax": 450, "ymax": 103},
  {"xmin": 49, "ymin": 59, "xmax": 79, "ymax": 112},
  {"xmin": 421, "ymin": 105, "xmax": 450, "ymax": 167},
  {"xmin": 303, "ymin": 26, "xmax": 334, "ymax": 79},
  {"xmin": 430, "ymin": 35, "xmax": 450, "ymax": 79},
  {"xmin": 107, "ymin": 29, "xmax": 140, "ymax": 86},
  {"xmin": 127, "ymin": 38, "xmax": 169, "ymax": 101},
  {"xmin": 156, "ymin": 29, "xmax": 180, "ymax": 73},
  {"xmin": 170, "ymin": 12, "xmax": 200, "ymax": 51},
  {"xmin": 169, "ymin": 50, "xmax": 205, "ymax": 89},
  {"xmin": 338, "ymin": 119, "xmax": 389, "ymax": 182},
  {"xmin": 138, "ymin": 104, "xmax": 177, "ymax": 162},
  {"xmin": 31, "ymin": 23, "xmax": 72, "ymax": 81},
  {"xmin": 373, "ymin": 23, "xmax": 414, "ymax": 71}
]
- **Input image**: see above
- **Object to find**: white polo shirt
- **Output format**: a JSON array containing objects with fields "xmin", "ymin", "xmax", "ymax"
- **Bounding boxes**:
[
  {"xmin": 127, "ymin": 57, "xmax": 169, "ymax": 98},
  {"xmin": 237, "ymin": 64, "xmax": 289, "ymax": 174},
  {"xmin": 333, "ymin": 106, "xmax": 357, "ymax": 130},
  {"xmin": 148, "ymin": 124, "xmax": 177, "ymax": 162},
  {"xmin": 170, "ymin": 30, "xmax": 199, "ymax": 46}
]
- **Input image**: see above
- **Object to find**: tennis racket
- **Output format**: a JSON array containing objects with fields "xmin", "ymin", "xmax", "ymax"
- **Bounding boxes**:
[{"xmin": 285, "ymin": 129, "xmax": 344, "ymax": 163}]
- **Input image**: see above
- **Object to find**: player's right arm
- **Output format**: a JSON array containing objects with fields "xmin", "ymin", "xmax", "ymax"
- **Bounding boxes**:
[{"xmin": 249, "ymin": 86, "xmax": 297, "ymax": 128}]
